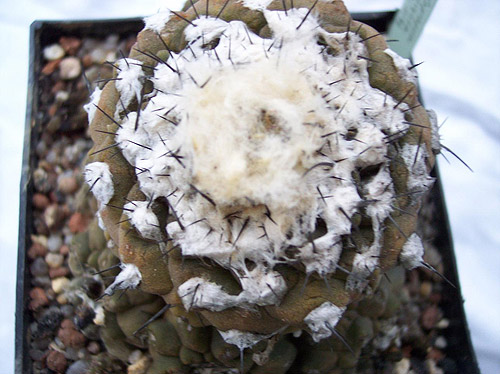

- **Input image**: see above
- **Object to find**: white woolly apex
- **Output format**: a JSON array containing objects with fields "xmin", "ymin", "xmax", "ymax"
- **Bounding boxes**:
[
  {"xmin": 113, "ymin": 9, "xmax": 426, "ymax": 315},
  {"xmin": 124, "ymin": 201, "xmax": 163, "ymax": 242},
  {"xmin": 83, "ymin": 87, "xmax": 102, "ymax": 124},
  {"xmin": 384, "ymin": 48, "xmax": 418, "ymax": 86},
  {"xmin": 115, "ymin": 58, "xmax": 145, "ymax": 108},
  {"xmin": 143, "ymin": 8, "xmax": 171, "ymax": 33},
  {"xmin": 102, "ymin": 263, "xmax": 142, "ymax": 297},
  {"xmin": 304, "ymin": 302, "xmax": 346, "ymax": 342},
  {"xmin": 219, "ymin": 329, "xmax": 272, "ymax": 350},
  {"xmin": 400, "ymin": 233, "xmax": 425, "ymax": 269},
  {"xmin": 84, "ymin": 162, "xmax": 114, "ymax": 205}
]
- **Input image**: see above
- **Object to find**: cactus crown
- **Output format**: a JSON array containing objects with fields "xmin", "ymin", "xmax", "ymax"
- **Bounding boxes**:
[{"xmin": 84, "ymin": 0, "xmax": 438, "ymax": 371}]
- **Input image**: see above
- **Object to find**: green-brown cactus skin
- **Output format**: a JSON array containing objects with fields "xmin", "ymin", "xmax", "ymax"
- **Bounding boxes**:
[{"xmin": 81, "ymin": 0, "xmax": 440, "ymax": 372}]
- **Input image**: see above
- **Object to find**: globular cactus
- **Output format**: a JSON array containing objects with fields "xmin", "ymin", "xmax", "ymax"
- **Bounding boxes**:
[{"xmin": 81, "ymin": 0, "xmax": 440, "ymax": 372}]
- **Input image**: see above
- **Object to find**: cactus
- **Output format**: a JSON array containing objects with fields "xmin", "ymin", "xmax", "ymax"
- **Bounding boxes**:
[{"xmin": 81, "ymin": 0, "xmax": 440, "ymax": 372}]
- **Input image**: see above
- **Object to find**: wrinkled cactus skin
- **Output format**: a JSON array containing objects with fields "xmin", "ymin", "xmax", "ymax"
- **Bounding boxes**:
[{"xmin": 81, "ymin": 0, "xmax": 439, "ymax": 372}]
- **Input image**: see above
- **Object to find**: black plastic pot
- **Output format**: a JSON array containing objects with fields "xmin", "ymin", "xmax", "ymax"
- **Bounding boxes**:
[{"xmin": 16, "ymin": 13, "xmax": 480, "ymax": 374}]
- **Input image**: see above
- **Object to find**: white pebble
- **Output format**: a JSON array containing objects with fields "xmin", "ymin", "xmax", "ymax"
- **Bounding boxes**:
[
  {"xmin": 59, "ymin": 57, "xmax": 81, "ymax": 80},
  {"xmin": 43, "ymin": 44, "xmax": 65, "ymax": 60},
  {"xmin": 47, "ymin": 234, "xmax": 63, "ymax": 252},
  {"xmin": 52, "ymin": 277, "xmax": 70, "ymax": 294},
  {"xmin": 434, "ymin": 336, "xmax": 447, "ymax": 349},
  {"xmin": 436, "ymin": 318, "xmax": 450, "ymax": 329},
  {"xmin": 45, "ymin": 253, "xmax": 64, "ymax": 268},
  {"xmin": 55, "ymin": 90, "xmax": 70, "ymax": 102}
]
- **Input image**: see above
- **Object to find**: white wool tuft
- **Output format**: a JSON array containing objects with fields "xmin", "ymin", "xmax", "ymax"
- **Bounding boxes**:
[
  {"xmin": 384, "ymin": 48, "xmax": 418, "ymax": 86},
  {"xmin": 124, "ymin": 201, "xmax": 162, "ymax": 241},
  {"xmin": 102, "ymin": 263, "xmax": 142, "ymax": 297},
  {"xmin": 143, "ymin": 9, "xmax": 171, "ymax": 33},
  {"xmin": 219, "ymin": 329, "xmax": 272, "ymax": 350},
  {"xmin": 304, "ymin": 302, "xmax": 346, "ymax": 342},
  {"xmin": 240, "ymin": 0, "xmax": 273, "ymax": 10},
  {"xmin": 84, "ymin": 162, "xmax": 114, "ymax": 205},
  {"xmin": 83, "ymin": 87, "xmax": 102, "ymax": 124},
  {"xmin": 400, "ymin": 233, "xmax": 425, "ymax": 269},
  {"xmin": 115, "ymin": 58, "xmax": 144, "ymax": 108}
]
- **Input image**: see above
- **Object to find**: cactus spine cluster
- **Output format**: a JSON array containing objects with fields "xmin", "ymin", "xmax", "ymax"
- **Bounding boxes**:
[{"xmin": 81, "ymin": 0, "xmax": 439, "ymax": 372}]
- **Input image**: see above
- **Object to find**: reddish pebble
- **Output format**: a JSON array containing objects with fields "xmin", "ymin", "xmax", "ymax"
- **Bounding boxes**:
[
  {"xmin": 50, "ymin": 80, "xmax": 66, "ymax": 94},
  {"xmin": 59, "ymin": 36, "xmax": 81, "ymax": 55},
  {"xmin": 421, "ymin": 305, "xmax": 441, "ymax": 330},
  {"xmin": 81, "ymin": 54, "xmax": 93, "ymax": 68},
  {"xmin": 28, "ymin": 242, "xmax": 48, "ymax": 259},
  {"xmin": 32, "ymin": 193, "xmax": 50, "ymax": 210},
  {"xmin": 29, "ymin": 287, "xmax": 49, "ymax": 311},
  {"xmin": 41, "ymin": 59, "xmax": 61, "ymax": 75},
  {"xmin": 68, "ymin": 212, "xmax": 89, "ymax": 233},
  {"xmin": 48, "ymin": 104, "xmax": 58, "ymax": 117},
  {"xmin": 49, "ymin": 267, "xmax": 70, "ymax": 279},
  {"xmin": 58, "ymin": 319, "xmax": 87, "ymax": 349},
  {"xmin": 59, "ymin": 244, "xmax": 70, "ymax": 255},
  {"xmin": 46, "ymin": 350, "xmax": 67, "ymax": 373}
]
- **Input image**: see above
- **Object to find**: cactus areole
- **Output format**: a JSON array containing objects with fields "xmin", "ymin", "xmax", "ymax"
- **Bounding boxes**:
[{"xmin": 85, "ymin": 0, "xmax": 439, "ymax": 368}]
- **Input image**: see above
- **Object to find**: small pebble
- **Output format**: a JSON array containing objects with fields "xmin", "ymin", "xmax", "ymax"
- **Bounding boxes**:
[
  {"xmin": 45, "ymin": 253, "xmax": 64, "ymax": 268},
  {"xmin": 32, "ymin": 276, "xmax": 52, "ymax": 289},
  {"xmin": 43, "ymin": 44, "xmax": 65, "ymax": 61},
  {"xmin": 425, "ymin": 359, "xmax": 444, "ymax": 374},
  {"xmin": 59, "ymin": 57, "xmax": 81, "ymax": 80},
  {"xmin": 427, "ymin": 347, "xmax": 445, "ymax": 361},
  {"xmin": 29, "ymin": 349, "xmax": 45, "ymax": 362},
  {"xmin": 49, "ymin": 266, "xmax": 70, "ymax": 278},
  {"xmin": 31, "ymin": 336, "xmax": 51, "ymax": 351},
  {"xmin": 32, "ymin": 193, "xmax": 51, "ymax": 210},
  {"xmin": 60, "ymin": 304, "xmax": 74, "ymax": 319},
  {"xmin": 55, "ymin": 90, "xmax": 70, "ymax": 103},
  {"xmin": 42, "ymin": 59, "xmax": 61, "ymax": 75},
  {"xmin": 47, "ymin": 235, "xmax": 63, "ymax": 252},
  {"xmin": 434, "ymin": 336, "xmax": 447, "ymax": 349},
  {"xmin": 436, "ymin": 318, "xmax": 450, "ymax": 329},
  {"xmin": 66, "ymin": 360, "xmax": 89, "ymax": 374},
  {"xmin": 46, "ymin": 350, "xmax": 67, "ymax": 373},
  {"xmin": 58, "ymin": 175, "xmax": 79, "ymax": 194},
  {"xmin": 421, "ymin": 305, "xmax": 440, "ymax": 330},
  {"xmin": 44, "ymin": 204, "xmax": 64, "ymax": 229},
  {"xmin": 30, "ymin": 258, "xmax": 49, "ymax": 277},
  {"xmin": 31, "ymin": 234, "xmax": 48, "ymax": 247},
  {"xmin": 420, "ymin": 281, "xmax": 433, "ymax": 298},
  {"xmin": 51, "ymin": 277, "xmax": 70, "ymax": 294},
  {"xmin": 58, "ymin": 319, "xmax": 87, "ymax": 349},
  {"xmin": 29, "ymin": 287, "xmax": 49, "ymax": 311},
  {"xmin": 59, "ymin": 36, "xmax": 81, "ymax": 55},
  {"xmin": 87, "ymin": 341, "xmax": 100, "ymax": 355},
  {"xmin": 68, "ymin": 212, "xmax": 89, "ymax": 233},
  {"xmin": 59, "ymin": 244, "xmax": 70, "ymax": 255},
  {"xmin": 28, "ymin": 242, "xmax": 48, "ymax": 259},
  {"xmin": 393, "ymin": 358, "xmax": 411, "ymax": 374}
]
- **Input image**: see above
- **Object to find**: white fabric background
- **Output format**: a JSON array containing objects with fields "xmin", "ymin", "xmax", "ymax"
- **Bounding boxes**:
[{"xmin": 0, "ymin": 1, "xmax": 498, "ymax": 373}]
